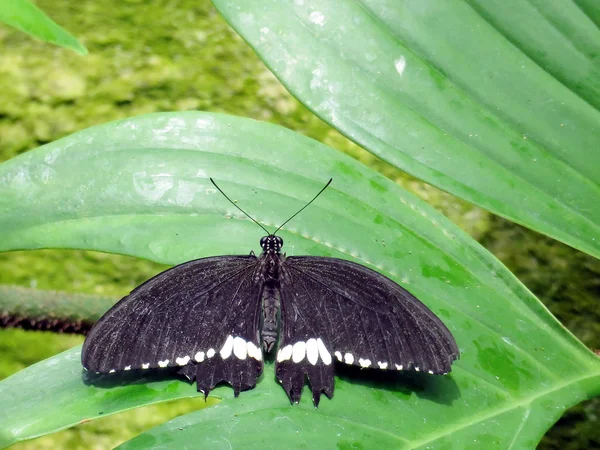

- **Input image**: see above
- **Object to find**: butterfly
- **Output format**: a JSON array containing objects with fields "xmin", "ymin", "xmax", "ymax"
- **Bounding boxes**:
[{"xmin": 82, "ymin": 179, "xmax": 459, "ymax": 406}]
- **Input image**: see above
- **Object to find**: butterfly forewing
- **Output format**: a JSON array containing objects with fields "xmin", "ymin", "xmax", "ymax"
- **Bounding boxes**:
[
  {"xmin": 275, "ymin": 256, "xmax": 459, "ymax": 404},
  {"xmin": 82, "ymin": 255, "xmax": 264, "ymax": 396}
]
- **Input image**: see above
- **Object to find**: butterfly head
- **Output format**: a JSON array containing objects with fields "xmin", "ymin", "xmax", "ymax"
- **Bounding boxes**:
[{"xmin": 260, "ymin": 235, "xmax": 283, "ymax": 254}]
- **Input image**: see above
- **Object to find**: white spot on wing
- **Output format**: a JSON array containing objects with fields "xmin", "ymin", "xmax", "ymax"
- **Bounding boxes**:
[
  {"xmin": 306, "ymin": 338, "xmax": 319, "ymax": 365},
  {"xmin": 158, "ymin": 359, "xmax": 169, "ymax": 368},
  {"xmin": 220, "ymin": 335, "xmax": 234, "ymax": 359},
  {"xmin": 292, "ymin": 341, "xmax": 306, "ymax": 363},
  {"xmin": 176, "ymin": 356, "xmax": 191, "ymax": 366},
  {"xmin": 233, "ymin": 337, "xmax": 247, "ymax": 360},
  {"xmin": 317, "ymin": 338, "xmax": 332, "ymax": 365},
  {"xmin": 277, "ymin": 345, "xmax": 293, "ymax": 362},
  {"xmin": 378, "ymin": 361, "xmax": 388, "ymax": 370},
  {"xmin": 344, "ymin": 353, "xmax": 354, "ymax": 365},
  {"xmin": 247, "ymin": 341, "xmax": 262, "ymax": 361},
  {"xmin": 334, "ymin": 351, "xmax": 343, "ymax": 361},
  {"xmin": 207, "ymin": 348, "xmax": 215, "ymax": 358},
  {"xmin": 359, "ymin": 358, "xmax": 371, "ymax": 368},
  {"xmin": 194, "ymin": 351, "xmax": 205, "ymax": 362}
]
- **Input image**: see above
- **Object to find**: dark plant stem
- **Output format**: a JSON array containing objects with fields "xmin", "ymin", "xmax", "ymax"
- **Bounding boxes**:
[{"xmin": 0, "ymin": 285, "xmax": 115, "ymax": 335}]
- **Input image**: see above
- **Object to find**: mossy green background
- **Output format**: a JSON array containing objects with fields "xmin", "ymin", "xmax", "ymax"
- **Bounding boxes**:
[{"xmin": 0, "ymin": 0, "xmax": 598, "ymax": 448}]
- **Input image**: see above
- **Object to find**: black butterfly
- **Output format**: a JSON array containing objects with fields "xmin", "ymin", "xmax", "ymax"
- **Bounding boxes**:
[{"xmin": 82, "ymin": 179, "xmax": 459, "ymax": 406}]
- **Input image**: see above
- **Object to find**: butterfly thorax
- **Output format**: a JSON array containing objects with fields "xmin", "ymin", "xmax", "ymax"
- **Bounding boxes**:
[
  {"xmin": 259, "ymin": 235, "xmax": 283, "ymax": 283},
  {"xmin": 259, "ymin": 235, "xmax": 283, "ymax": 352}
]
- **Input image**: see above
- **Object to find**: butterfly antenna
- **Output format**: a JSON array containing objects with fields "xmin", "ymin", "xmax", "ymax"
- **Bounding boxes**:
[
  {"xmin": 274, "ymin": 178, "xmax": 332, "ymax": 235},
  {"xmin": 210, "ymin": 178, "xmax": 271, "ymax": 235}
]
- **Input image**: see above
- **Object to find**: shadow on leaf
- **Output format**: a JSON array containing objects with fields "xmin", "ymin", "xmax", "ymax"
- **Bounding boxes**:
[{"xmin": 333, "ymin": 362, "xmax": 460, "ymax": 406}]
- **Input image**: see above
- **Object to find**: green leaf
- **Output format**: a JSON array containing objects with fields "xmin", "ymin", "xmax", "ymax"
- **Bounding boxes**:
[
  {"xmin": 0, "ymin": 112, "xmax": 598, "ymax": 448},
  {"xmin": 119, "ymin": 367, "xmax": 600, "ymax": 450},
  {"xmin": 211, "ymin": 0, "xmax": 600, "ymax": 259},
  {"xmin": 0, "ymin": 0, "xmax": 87, "ymax": 55},
  {"xmin": 0, "ymin": 346, "xmax": 216, "ymax": 447}
]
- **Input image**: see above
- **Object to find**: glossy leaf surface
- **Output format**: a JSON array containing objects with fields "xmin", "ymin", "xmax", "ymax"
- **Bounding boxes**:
[
  {"xmin": 211, "ymin": 0, "xmax": 600, "ymax": 258},
  {"xmin": 0, "ymin": 346, "xmax": 208, "ymax": 446}
]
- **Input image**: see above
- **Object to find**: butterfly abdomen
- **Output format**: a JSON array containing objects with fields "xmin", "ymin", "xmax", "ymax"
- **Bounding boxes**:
[
  {"xmin": 261, "ymin": 284, "xmax": 280, "ymax": 353},
  {"xmin": 258, "ymin": 251, "xmax": 283, "ymax": 353}
]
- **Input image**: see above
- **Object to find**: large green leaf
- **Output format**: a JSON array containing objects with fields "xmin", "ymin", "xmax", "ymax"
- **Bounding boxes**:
[
  {"xmin": 0, "ymin": 346, "xmax": 215, "ymax": 447},
  {"xmin": 0, "ymin": 0, "xmax": 87, "ymax": 54},
  {"xmin": 0, "ymin": 113, "xmax": 598, "ymax": 448},
  {"xmin": 211, "ymin": 0, "xmax": 600, "ymax": 259}
]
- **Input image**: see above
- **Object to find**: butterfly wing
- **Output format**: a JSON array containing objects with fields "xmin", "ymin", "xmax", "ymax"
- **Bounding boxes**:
[
  {"xmin": 276, "ymin": 256, "xmax": 459, "ymax": 405},
  {"xmin": 82, "ymin": 255, "xmax": 264, "ymax": 396}
]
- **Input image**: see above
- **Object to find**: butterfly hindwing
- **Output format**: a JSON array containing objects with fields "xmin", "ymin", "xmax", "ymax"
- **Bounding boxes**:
[
  {"xmin": 276, "ymin": 256, "xmax": 459, "ymax": 404},
  {"xmin": 274, "ymin": 290, "xmax": 335, "ymax": 406},
  {"xmin": 82, "ymin": 255, "xmax": 264, "ymax": 397}
]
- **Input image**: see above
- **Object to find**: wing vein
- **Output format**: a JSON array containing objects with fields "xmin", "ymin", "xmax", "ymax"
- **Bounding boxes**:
[
  {"xmin": 375, "ymin": 313, "xmax": 395, "ymax": 368},
  {"xmin": 293, "ymin": 269, "xmax": 332, "ymax": 340},
  {"xmin": 358, "ymin": 308, "xmax": 377, "ymax": 365},
  {"xmin": 286, "ymin": 264, "xmax": 382, "ymax": 313}
]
